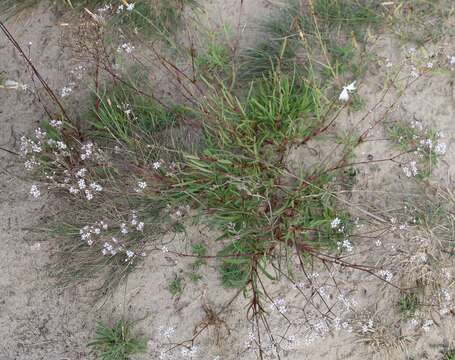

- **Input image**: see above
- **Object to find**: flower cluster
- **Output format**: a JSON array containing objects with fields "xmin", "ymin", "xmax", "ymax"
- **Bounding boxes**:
[
  {"xmin": 20, "ymin": 127, "xmax": 70, "ymax": 172},
  {"xmin": 67, "ymin": 168, "xmax": 103, "ymax": 201},
  {"xmin": 269, "ymin": 297, "xmax": 287, "ymax": 314},
  {"xmin": 117, "ymin": 42, "xmax": 135, "ymax": 54},
  {"xmin": 402, "ymin": 160, "xmax": 418, "ymax": 178},
  {"xmin": 80, "ymin": 220, "xmax": 108, "ymax": 246},
  {"xmin": 30, "ymin": 184, "xmax": 41, "ymax": 198},
  {"xmin": 79, "ymin": 212, "xmax": 145, "ymax": 262}
]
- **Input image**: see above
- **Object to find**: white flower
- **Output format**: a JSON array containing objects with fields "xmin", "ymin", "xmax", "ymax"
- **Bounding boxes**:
[
  {"xmin": 270, "ymin": 297, "xmax": 287, "ymax": 313},
  {"xmin": 181, "ymin": 346, "xmax": 199, "ymax": 357},
  {"xmin": 339, "ymin": 81, "xmax": 356, "ymax": 102},
  {"xmin": 121, "ymin": 223, "xmax": 129, "ymax": 234},
  {"xmin": 78, "ymin": 178, "xmax": 86, "ymax": 189},
  {"xmin": 102, "ymin": 242, "xmax": 114, "ymax": 256},
  {"xmin": 49, "ymin": 119, "xmax": 63, "ymax": 128},
  {"xmin": 135, "ymin": 180, "xmax": 147, "ymax": 192},
  {"xmin": 159, "ymin": 326, "xmax": 176, "ymax": 338},
  {"xmin": 136, "ymin": 222, "xmax": 144, "ymax": 231},
  {"xmin": 85, "ymin": 189, "xmax": 93, "ymax": 200},
  {"xmin": 117, "ymin": 4, "xmax": 124, "ymax": 13},
  {"xmin": 378, "ymin": 269, "xmax": 393, "ymax": 282},
  {"xmin": 24, "ymin": 158, "xmax": 37, "ymax": 170},
  {"xmin": 30, "ymin": 184, "xmax": 40, "ymax": 198},
  {"xmin": 126, "ymin": 3, "xmax": 135, "ymax": 11},
  {"xmin": 152, "ymin": 161, "xmax": 161, "ymax": 170},
  {"xmin": 34, "ymin": 128, "xmax": 46, "ymax": 140},
  {"xmin": 90, "ymin": 182, "xmax": 103, "ymax": 192},
  {"xmin": 117, "ymin": 42, "xmax": 135, "ymax": 54},
  {"xmin": 331, "ymin": 217, "xmax": 341, "ymax": 229},
  {"xmin": 97, "ymin": 4, "xmax": 112, "ymax": 13},
  {"xmin": 422, "ymin": 319, "xmax": 433, "ymax": 332},
  {"xmin": 80, "ymin": 142, "xmax": 94, "ymax": 160},
  {"xmin": 69, "ymin": 186, "xmax": 79, "ymax": 194},
  {"xmin": 60, "ymin": 86, "xmax": 72, "ymax": 98},
  {"xmin": 449, "ymin": 56, "xmax": 455, "ymax": 65},
  {"xmin": 403, "ymin": 161, "xmax": 418, "ymax": 177},
  {"xmin": 56, "ymin": 141, "xmax": 67, "ymax": 150},
  {"xmin": 410, "ymin": 67, "xmax": 419, "ymax": 78},
  {"xmin": 76, "ymin": 168, "xmax": 87, "ymax": 178},
  {"xmin": 435, "ymin": 142, "xmax": 447, "ymax": 155},
  {"xmin": 341, "ymin": 239, "xmax": 353, "ymax": 253}
]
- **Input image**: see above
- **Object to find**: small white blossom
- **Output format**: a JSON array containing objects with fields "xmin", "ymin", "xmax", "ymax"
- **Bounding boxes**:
[
  {"xmin": 341, "ymin": 239, "xmax": 353, "ymax": 253},
  {"xmin": 56, "ymin": 141, "xmax": 67, "ymax": 150},
  {"xmin": 270, "ymin": 297, "xmax": 287, "ymax": 314},
  {"xmin": 85, "ymin": 189, "xmax": 93, "ymax": 200},
  {"xmin": 159, "ymin": 326, "xmax": 176, "ymax": 338},
  {"xmin": 135, "ymin": 180, "xmax": 147, "ymax": 192},
  {"xmin": 117, "ymin": 42, "xmax": 135, "ymax": 54},
  {"xmin": 181, "ymin": 345, "xmax": 199, "ymax": 358},
  {"xmin": 90, "ymin": 182, "xmax": 103, "ymax": 192},
  {"xmin": 378, "ymin": 269, "xmax": 393, "ymax": 282},
  {"xmin": 126, "ymin": 3, "xmax": 135, "ymax": 11},
  {"xmin": 24, "ymin": 158, "xmax": 37, "ymax": 170},
  {"xmin": 410, "ymin": 67, "xmax": 419, "ymax": 78},
  {"xmin": 361, "ymin": 319, "xmax": 374, "ymax": 333},
  {"xmin": 78, "ymin": 178, "xmax": 86, "ymax": 189},
  {"xmin": 60, "ymin": 86, "xmax": 72, "ymax": 98},
  {"xmin": 339, "ymin": 81, "xmax": 356, "ymax": 102},
  {"xmin": 121, "ymin": 223, "xmax": 129, "ymax": 234},
  {"xmin": 331, "ymin": 217, "xmax": 341, "ymax": 229},
  {"xmin": 49, "ymin": 119, "xmax": 63, "ymax": 129},
  {"xmin": 435, "ymin": 142, "xmax": 447, "ymax": 155},
  {"xmin": 76, "ymin": 168, "xmax": 87, "ymax": 178},
  {"xmin": 403, "ymin": 161, "xmax": 418, "ymax": 177},
  {"xmin": 30, "ymin": 184, "xmax": 40, "ymax": 198},
  {"xmin": 80, "ymin": 142, "xmax": 94, "ymax": 160},
  {"xmin": 102, "ymin": 242, "xmax": 114, "ymax": 255},
  {"xmin": 422, "ymin": 319, "xmax": 433, "ymax": 332}
]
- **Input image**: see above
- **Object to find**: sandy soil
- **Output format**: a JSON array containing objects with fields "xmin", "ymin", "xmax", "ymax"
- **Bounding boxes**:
[
  {"xmin": 0, "ymin": 4, "xmax": 94, "ymax": 359},
  {"xmin": 3, "ymin": 1, "xmax": 455, "ymax": 360}
]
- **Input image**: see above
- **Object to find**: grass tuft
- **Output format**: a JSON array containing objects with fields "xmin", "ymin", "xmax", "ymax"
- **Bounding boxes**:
[{"xmin": 88, "ymin": 319, "xmax": 147, "ymax": 360}]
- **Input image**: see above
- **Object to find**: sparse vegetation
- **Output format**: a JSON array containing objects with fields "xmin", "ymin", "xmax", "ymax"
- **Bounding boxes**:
[
  {"xmin": 398, "ymin": 292, "xmax": 419, "ymax": 318},
  {"xmin": 88, "ymin": 320, "xmax": 147, "ymax": 360},
  {"xmin": 168, "ymin": 275, "xmax": 184, "ymax": 296},
  {"xmin": 4, "ymin": 0, "xmax": 455, "ymax": 359}
]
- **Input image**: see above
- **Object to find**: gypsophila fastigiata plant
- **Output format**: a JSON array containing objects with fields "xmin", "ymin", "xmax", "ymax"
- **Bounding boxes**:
[{"xmin": 12, "ymin": 0, "xmax": 455, "ymax": 357}]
